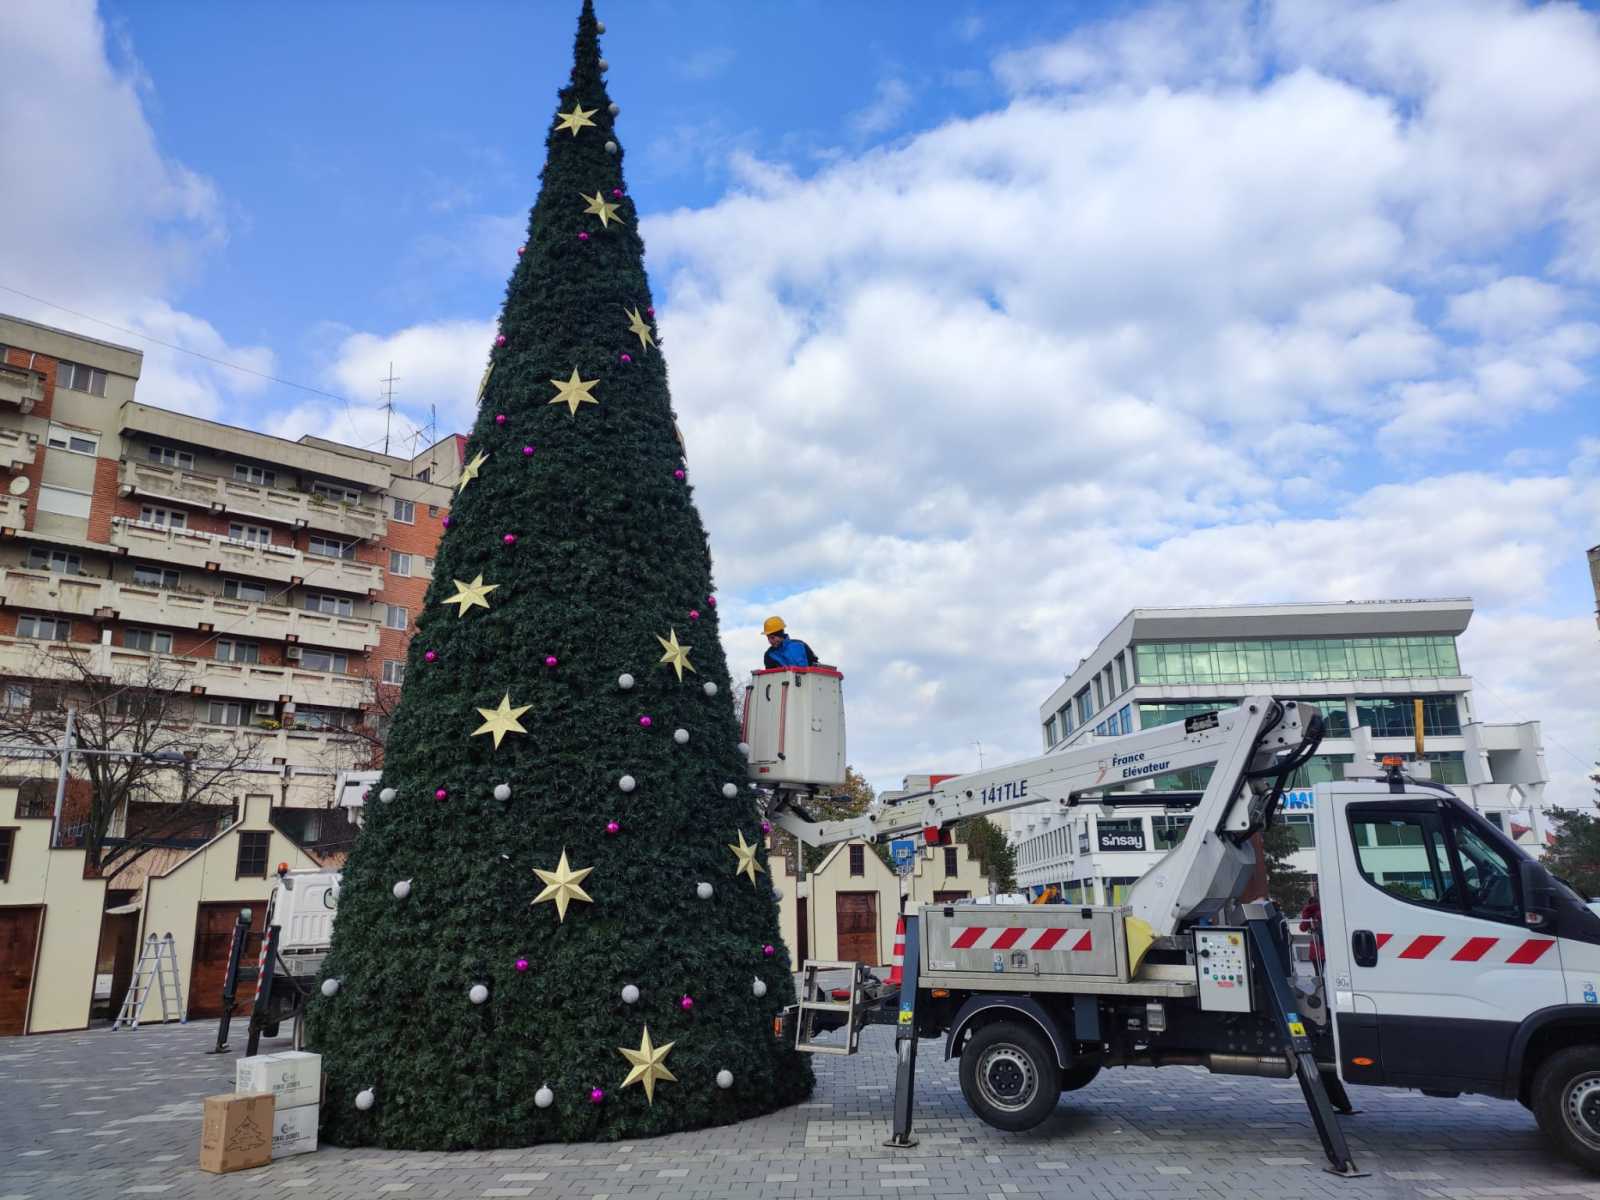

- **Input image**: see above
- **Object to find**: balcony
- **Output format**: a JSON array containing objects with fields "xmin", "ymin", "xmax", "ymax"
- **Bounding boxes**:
[
  {"xmin": 0, "ymin": 568, "xmax": 379, "ymax": 652},
  {"xmin": 0, "ymin": 493, "xmax": 27, "ymax": 530},
  {"xmin": 119, "ymin": 460, "xmax": 388, "ymax": 541},
  {"xmin": 0, "ymin": 427, "xmax": 39, "ymax": 473},
  {"xmin": 109, "ymin": 518, "xmax": 382, "ymax": 595},
  {"xmin": 0, "ymin": 363, "xmax": 44, "ymax": 412}
]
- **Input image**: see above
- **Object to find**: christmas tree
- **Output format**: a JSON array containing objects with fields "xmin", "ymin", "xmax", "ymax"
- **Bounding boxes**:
[{"xmin": 308, "ymin": 2, "xmax": 813, "ymax": 1148}]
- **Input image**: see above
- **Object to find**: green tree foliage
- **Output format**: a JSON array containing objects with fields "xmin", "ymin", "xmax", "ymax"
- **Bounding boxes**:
[
  {"xmin": 1261, "ymin": 816, "xmax": 1314, "ymax": 916},
  {"xmin": 954, "ymin": 816, "xmax": 1017, "ymax": 894},
  {"xmin": 1543, "ymin": 804, "xmax": 1600, "ymax": 899},
  {"xmin": 308, "ymin": 2, "xmax": 810, "ymax": 1147}
]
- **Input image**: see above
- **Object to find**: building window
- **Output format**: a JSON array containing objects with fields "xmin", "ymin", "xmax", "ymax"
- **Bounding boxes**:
[
  {"xmin": 311, "ymin": 481, "xmax": 360, "ymax": 505},
  {"xmin": 0, "ymin": 826, "xmax": 14, "ymax": 881},
  {"xmin": 1093, "ymin": 675, "xmax": 1104, "ymax": 710},
  {"xmin": 3, "ymin": 682, "xmax": 31, "ymax": 709},
  {"xmin": 849, "ymin": 844, "xmax": 864, "ymax": 876},
  {"xmin": 216, "ymin": 639, "xmax": 260, "ymax": 664},
  {"xmin": 46, "ymin": 423, "xmax": 98, "ymax": 455},
  {"xmin": 38, "ymin": 485, "xmax": 91, "ymax": 518},
  {"xmin": 1074, "ymin": 687, "xmax": 1093, "ymax": 724},
  {"xmin": 146, "ymin": 444, "xmax": 195, "ymax": 470},
  {"xmin": 299, "ymin": 648, "xmax": 349, "ymax": 673},
  {"xmin": 1134, "ymin": 636, "xmax": 1462, "ymax": 685},
  {"xmin": 236, "ymin": 830, "xmax": 270, "ymax": 879},
  {"xmin": 17, "ymin": 613, "xmax": 69, "ymax": 641},
  {"xmin": 222, "ymin": 578, "xmax": 269, "ymax": 603},
  {"xmin": 1353, "ymin": 695, "xmax": 1463, "ymax": 738},
  {"xmin": 26, "ymin": 547, "xmax": 80, "ymax": 575},
  {"xmin": 304, "ymin": 591, "xmax": 353, "ymax": 617},
  {"xmin": 1043, "ymin": 716, "xmax": 1057, "ymax": 748},
  {"xmin": 139, "ymin": 505, "xmax": 188, "ymax": 530},
  {"xmin": 233, "ymin": 463, "xmax": 276, "ymax": 487},
  {"xmin": 382, "ymin": 659, "xmax": 405, "ymax": 686},
  {"xmin": 1151, "ymin": 815, "xmax": 1192, "ymax": 850},
  {"xmin": 417, "ymin": 469, "xmax": 431, "ymax": 484},
  {"xmin": 132, "ymin": 564, "xmax": 179, "ymax": 589},
  {"xmin": 56, "ymin": 360, "xmax": 108, "ymax": 396},
  {"xmin": 1137, "ymin": 700, "xmax": 1240, "ymax": 731},
  {"xmin": 389, "ymin": 551, "xmax": 412, "ymax": 576},
  {"xmin": 206, "ymin": 700, "xmax": 245, "ymax": 726},
  {"xmin": 385, "ymin": 605, "xmax": 408, "ymax": 631},
  {"xmin": 294, "ymin": 706, "xmax": 348, "ymax": 730},
  {"xmin": 391, "ymin": 498, "xmax": 415, "ymax": 523},
  {"xmin": 123, "ymin": 628, "xmax": 172, "ymax": 653},
  {"xmin": 1115, "ymin": 653, "xmax": 1128, "ymax": 695},
  {"xmin": 228, "ymin": 522, "xmax": 271, "ymax": 546},
  {"xmin": 1285, "ymin": 812, "xmax": 1316, "ymax": 848},
  {"xmin": 427, "ymin": 504, "xmax": 440, "ymax": 517},
  {"xmin": 308, "ymin": 535, "xmax": 354, "ymax": 559},
  {"xmin": 943, "ymin": 846, "xmax": 958, "ymax": 876}
]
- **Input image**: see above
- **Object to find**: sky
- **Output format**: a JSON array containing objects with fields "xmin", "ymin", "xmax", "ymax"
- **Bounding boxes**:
[{"xmin": 2, "ymin": 0, "xmax": 1597, "ymax": 804}]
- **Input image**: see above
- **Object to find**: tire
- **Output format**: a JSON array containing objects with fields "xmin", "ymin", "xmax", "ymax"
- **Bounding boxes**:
[
  {"xmin": 959, "ymin": 1021, "xmax": 1061, "ymax": 1132},
  {"xmin": 1059, "ymin": 1061, "xmax": 1101, "ymax": 1093},
  {"xmin": 1532, "ymin": 1044, "xmax": 1600, "ymax": 1171}
]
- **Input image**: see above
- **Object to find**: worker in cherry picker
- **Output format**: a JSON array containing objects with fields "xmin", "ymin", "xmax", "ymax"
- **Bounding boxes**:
[{"xmin": 763, "ymin": 616, "xmax": 818, "ymax": 669}]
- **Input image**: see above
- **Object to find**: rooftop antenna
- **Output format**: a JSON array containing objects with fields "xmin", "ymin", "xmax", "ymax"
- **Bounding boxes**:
[
  {"xmin": 379, "ymin": 362, "xmax": 400, "ymax": 455},
  {"xmin": 972, "ymin": 739, "xmax": 985, "ymax": 770}
]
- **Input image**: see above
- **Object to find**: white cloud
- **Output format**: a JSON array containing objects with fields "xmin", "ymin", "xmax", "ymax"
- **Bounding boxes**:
[
  {"xmin": 849, "ymin": 79, "xmax": 914, "ymax": 138},
  {"xmin": 675, "ymin": 46, "xmax": 735, "ymax": 82}
]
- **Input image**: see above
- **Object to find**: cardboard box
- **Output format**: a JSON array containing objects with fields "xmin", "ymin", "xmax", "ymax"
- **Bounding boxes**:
[
  {"xmin": 271, "ymin": 1101, "xmax": 319, "ymax": 1158},
  {"xmin": 199, "ymin": 1092, "xmax": 274, "ymax": 1174},
  {"xmin": 236, "ymin": 1051, "xmax": 322, "ymax": 1111}
]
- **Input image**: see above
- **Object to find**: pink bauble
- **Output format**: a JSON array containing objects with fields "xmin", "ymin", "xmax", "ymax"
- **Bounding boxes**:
[
  {"xmin": 517, "ymin": 245, "xmax": 525, "ymax": 256},
  {"xmin": 647, "ymin": 306, "xmax": 655, "ymax": 317},
  {"xmin": 606, "ymin": 820, "xmax": 620, "ymax": 835},
  {"xmin": 611, "ymin": 188, "xmax": 623, "ymax": 198},
  {"xmin": 762, "ymin": 944, "xmax": 775, "ymax": 957},
  {"xmin": 495, "ymin": 334, "xmax": 506, "ymax": 347},
  {"xmin": 578, "ymin": 232, "xmax": 590, "ymax": 242},
  {"xmin": 435, "ymin": 788, "xmax": 449, "ymax": 801},
  {"xmin": 673, "ymin": 469, "xmax": 685, "ymax": 480},
  {"xmin": 761, "ymin": 820, "xmax": 772, "ymax": 834},
  {"xmin": 495, "ymin": 413, "xmax": 507, "ymax": 425},
  {"xmin": 522, "ymin": 445, "xmax": 535, "ymax": 456},
  {"xmin": 706, "ymin": 595, "xmax": 717, "ymax": 607},
  {"xmin": 503, "ymin": 533, "xmax": 517, "ymax": 546},
  {"xmin": 544, "ymin": 655, "xmax": 558, "ymax": 668},
  {"xmin": 680, "ymin": 994, "xmax": 694, "ymax": 1011},
  {"xmin": 441, "ymin": 515, "xmax": 453, "ymax": 528},
  {"xmin": 590, "ymin": 1088, "xmax": 605, "ymax": 1104},
  {"xmin": 620, "ymin": 352, "xmax": 632, "ymax": 364},
  {"xmin": 515, "ymin": 957, "xmax": 529, "ymax": 972},
  {"xmin": 688, "ymin": 609, "xmax": 700, "ymax": 621},
  {"xmin": 424, "ymin": 650, "xmax": 437, "ymax": 663},
  {"xmin": 639, "ymin": 716, "xmax": 652, "ymax": 728}
]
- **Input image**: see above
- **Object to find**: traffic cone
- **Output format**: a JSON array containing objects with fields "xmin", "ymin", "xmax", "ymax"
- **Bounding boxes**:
[{"xmin": 887, "ymin": 914, "xmax": 906, "ymax": 987}]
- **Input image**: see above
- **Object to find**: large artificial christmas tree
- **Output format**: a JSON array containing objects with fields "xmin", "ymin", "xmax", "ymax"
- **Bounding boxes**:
[{"xmin": 308, "ymin": 2, "xmax": 812, "ymax": 1148}]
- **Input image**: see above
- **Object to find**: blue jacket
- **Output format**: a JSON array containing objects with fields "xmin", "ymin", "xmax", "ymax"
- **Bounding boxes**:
[{"xmin": 764, "ymin": 635, "xmax": 818, "ymax": 670}]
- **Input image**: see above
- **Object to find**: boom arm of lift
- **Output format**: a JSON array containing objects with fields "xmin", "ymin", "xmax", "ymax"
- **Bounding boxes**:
[{"xmin": 769, "ymin": 695, "xmax": 1322, "ymax": 941}]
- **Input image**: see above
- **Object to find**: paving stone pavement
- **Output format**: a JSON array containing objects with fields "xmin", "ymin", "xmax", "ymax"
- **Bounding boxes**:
[{"xmin": 3, "ymin": 1016, "xmax": 1599, "ymax": 1200}]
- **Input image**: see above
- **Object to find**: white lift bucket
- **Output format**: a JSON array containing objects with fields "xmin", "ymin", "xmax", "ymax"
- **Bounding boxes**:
[{"xmin": 742, "ymin": 667, "xmax": 846, "ymax": 788}]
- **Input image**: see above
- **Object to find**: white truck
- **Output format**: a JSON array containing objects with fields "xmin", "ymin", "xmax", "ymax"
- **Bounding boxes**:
[{"xmin": 752, "ymin": 681, "xmax": 1600, "ymax": 1175}]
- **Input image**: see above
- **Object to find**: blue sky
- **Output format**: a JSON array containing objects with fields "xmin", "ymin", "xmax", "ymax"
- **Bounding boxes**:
[{"xmin": 4, "ymin": 0, "xmax": 1598, "ymax": 802}]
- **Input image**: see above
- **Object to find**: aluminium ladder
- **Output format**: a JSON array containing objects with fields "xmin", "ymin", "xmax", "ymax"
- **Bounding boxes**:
[{"xmin": 112, "ymin": 932, "xmax": 186, "ymax": 1030}]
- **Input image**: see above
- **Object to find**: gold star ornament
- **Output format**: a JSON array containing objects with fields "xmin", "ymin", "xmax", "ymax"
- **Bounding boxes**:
[
  {"xmin": 531, "ymin": 850, "xmax": 594, "ymax": 922},
  {"xmin": 444, "ymin": 574, "xmax": 498, "ymax": 617},
  {"xmin": 581, "ymin": 190, "xmax": 623, "ymax": 228},
  {"xmin": 728, "ymin": 829, "xmax": 765, "ymax": 885},
  {"xmin": 554, "ymin": 103, "xmax": 597, "ymax": 136},
  {"xmin": 618, "ymin": 1026, "xmax": 677, "ymax": 1104},
  {"xmin": 548, "ymin": 367, "xmax": 600, "ymax": 416},
  {"xmin": 655, "ymin": 628, "xmax": 696, "ymax": 681},
  {"xmin": 624, "ymin": 306, "xmax": 656, "ymax": 353},
  {"xmin": 473, "ymin": 693, "xmax": 531, "ymax": 749},
  {"xmin": 458, "ymin": 450, "xmax": 488, "ymax": 492}
]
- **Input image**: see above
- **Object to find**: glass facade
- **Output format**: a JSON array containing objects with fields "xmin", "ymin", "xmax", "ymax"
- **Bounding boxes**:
[
  {"xmin": 1354, "ymin": 695, "xmax": 1462, "ymax": 737},
  {"xmin": 1138, "ymin": 701, "xmax": 1239, "ymax": 730},
  {"xmin": 1134, "ymin": 635, "xmax": 1460, "ymax": 684},
  {"xmin": 1152, "ymin": 815, "xmax": 1191, "ymax": 850},
  {"xmin": 1286, "ymin": 754, "xmax": 1356, "ymax": 790}
]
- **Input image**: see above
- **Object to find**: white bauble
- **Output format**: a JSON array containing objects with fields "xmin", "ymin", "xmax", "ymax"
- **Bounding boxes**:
[
  {"xmin": 598, "ymin": 58, "xmax": 609, "ymax": 71},
  {"xmin": 392, "ymin": 879, "xmax": 412, "ymax": 900},
  {"xmin": 737, "ymin": 742, "xmax": 750, "ymax": 757},
  {"xmin": 535, "ymin": 1084, "xmax": 554, "ymax": 1109},
  {"xmin": 716, "ymin": 1069, "xmax": 733, "ymax": 1089},
  {"xmin": 605, "ymin": 140, "xmax": 618, "ymax": 155},
  {"xmin": 673, "ymin": 728, "xmax": 689, "ymax": 745},
  {"xmin": 595, "ymin": 20, "xmax": 605, "ymax": 33},
  {"xmin": 619, "ymin": 774, "xmax": 636, "ymax": 793},
  {"xmin": 355, "ymin": 1088, "xmax": 376, "ymax": 1111},
  {"xmin": 378, "ymin": 787, "xmax": 396, "ymax": 803},
  {"xmin": 320, "ymin": 978, "xmax": 340, "ymax": 998},
  {"xmin": 493, "ymin": 783, "xmax": 512, "ymax": 802},
  {"xmin": 752, "ymin": 978, "xmax": 768, "ymax": 998},
  {"xmin": 618, "ymin": 673, "xmax": 634, "ymax": 690},
  {"xmin": 721, "ymin": 783, "xmax": 738, "ymax": 799},
  {"xmin": 621, "ymin": 983, "xmax": 640, "ymax": 1004},
  {"xmin": 702, "ymin": 681, "xmax": 717, "ymax": 697},
  {"xmin": 696, "ymin": 881, "xmax": 714, "ymax": 900},
  {"xmin": 609, "ymin": 102, "xmax": 620, "ymax": 116},
  {"xmin": 469, "ymin": 983, "xmax": 489, "ymax": 1005},
  {"xmin": 772, "ymin": 887, "xmax": 784, "ymax": 901}
]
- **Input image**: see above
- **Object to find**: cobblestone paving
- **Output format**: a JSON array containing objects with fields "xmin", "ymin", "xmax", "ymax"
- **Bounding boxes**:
[{"xmin": 3, "ymin": 1016, "xmax": 1598, "ymax": 1200}]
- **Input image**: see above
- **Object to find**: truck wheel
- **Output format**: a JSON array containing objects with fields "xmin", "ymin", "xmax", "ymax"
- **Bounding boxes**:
[
  {"xmin": 1533, "ymin": 1045, "xmax": 1600, "ymax": 1170},
  {"xmin": 1059, "ymin": 1061, "xmax": 1101, "ymax": 1092},
  {"xmin": 959, "ymin": 1021, "xmax": 1060, "ymax": 1131}
]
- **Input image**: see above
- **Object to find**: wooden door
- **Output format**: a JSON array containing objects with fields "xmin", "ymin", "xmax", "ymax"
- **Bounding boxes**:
[
  {"xmin": 188, "ymin": 901, "xmax": 266, "ymax": 1020},
  {"xmin": 835, "ymin": 892, "xmax": 878, "ymax": 965},
  {"xmin": 0, "ymin": 907, "xmax": 43, "ymax": 1036},
  {"xmin": 95, "ymin": 911, "xmax": 139, "ymax": 1019},
  {"xmin": 796, "ymin": 897, "xmax": 809, "ymax": 964}
]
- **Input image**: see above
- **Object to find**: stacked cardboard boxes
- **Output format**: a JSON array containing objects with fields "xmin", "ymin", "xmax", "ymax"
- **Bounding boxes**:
[{"xmin": 237, "ymin": 1051, "xmax": 321, "ymax": 1159}]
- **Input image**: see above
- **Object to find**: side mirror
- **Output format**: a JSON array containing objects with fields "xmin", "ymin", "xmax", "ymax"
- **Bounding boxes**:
[{"xmin": 1520, "ymin": 859, "xmax": 1557, "ymax": 930}]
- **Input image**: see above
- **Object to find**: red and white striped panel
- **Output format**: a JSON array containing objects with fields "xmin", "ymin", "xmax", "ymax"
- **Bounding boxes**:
[
  {"xmin": 1375, "ymin": 932, "xmax": 1555, "ymax": 964},
  {"xmin": 949, "ymin": 926, "xmax": 1093, "ymax": 953}
]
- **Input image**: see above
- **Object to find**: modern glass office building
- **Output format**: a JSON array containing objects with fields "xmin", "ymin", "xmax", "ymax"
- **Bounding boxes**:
[{"xmin": 1013, "ymin": 599, "xmax": 1550, "ymax": 901}]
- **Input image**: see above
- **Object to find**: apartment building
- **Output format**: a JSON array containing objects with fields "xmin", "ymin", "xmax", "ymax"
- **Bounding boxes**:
[
  {"xmin": 0, "ymin": 312, "xmax": 460, "ymax": 848},
  {"xmin": 1012, "ymin": 600, "xmax": 1551, "ymax": 901}
]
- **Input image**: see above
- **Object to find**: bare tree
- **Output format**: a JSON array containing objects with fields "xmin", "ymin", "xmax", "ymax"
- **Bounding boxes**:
[{"xmin": 0, "ymin": 643, "xmax": 257, "ymax": 874}]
